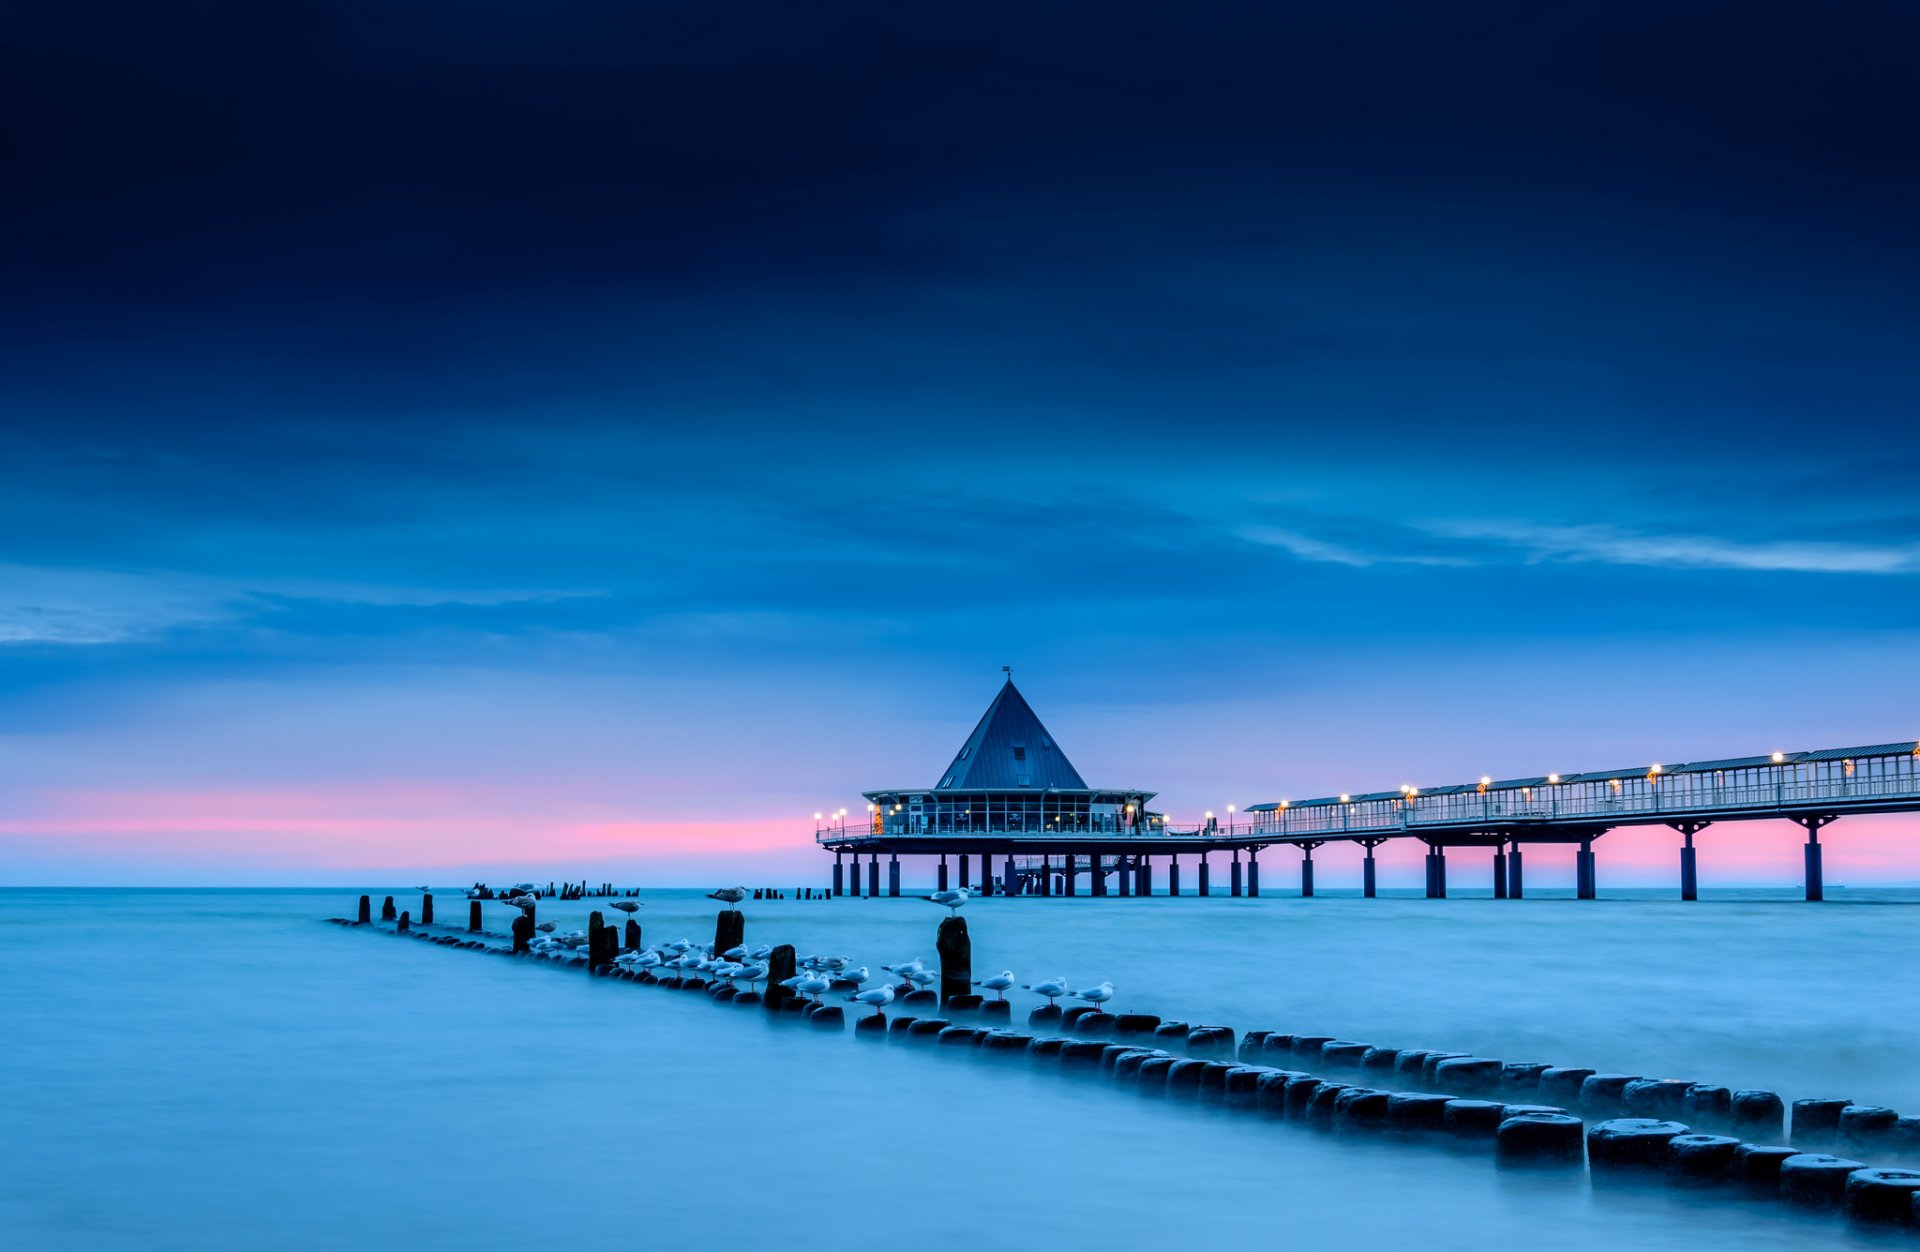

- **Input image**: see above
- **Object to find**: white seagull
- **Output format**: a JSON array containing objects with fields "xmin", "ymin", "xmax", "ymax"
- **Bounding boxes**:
[
  {"xmin": 708, "ymin": 887, "xmax": 749, "ymax": 906},
  {"xmin": 1070, "ymin": 980, "xmax": 1114, "ymax": 1009},
  {"xmin": 849, "ymin": 984, "xmax": 895, "ymax": 1015},
  {"xmin": 923, "ymin": 887, "xmax": 970, "ymax": 913},
  {"xmin": 610, "ymin": 901, "xmax": 642, "ymax": 917},
  {"xmin": 795, "ymin": 971, "xmax": 833, "ymax": 1001},
  {"xmin": 1024, "ymin": 976, "xmax": 1071, "ymax": 1006},
  {"xmin": 974, "ymin": 970, "xmax": 1017, "ymax": 999}
]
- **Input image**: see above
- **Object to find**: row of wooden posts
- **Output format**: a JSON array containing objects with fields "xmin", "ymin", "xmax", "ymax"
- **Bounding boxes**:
[{"xmin": 342, "ymin": 893, "xmax": 1920, "ymax": 1228}]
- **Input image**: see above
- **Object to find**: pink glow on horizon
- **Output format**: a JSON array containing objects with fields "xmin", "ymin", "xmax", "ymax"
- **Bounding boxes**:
[{"xmin": 5, "ymin": 782, "xmax": 1920, "ymax": 886}]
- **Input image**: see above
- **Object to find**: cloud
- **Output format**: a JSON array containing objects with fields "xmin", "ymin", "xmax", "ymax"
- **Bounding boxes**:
[
  {"xmin": 1235, "ymin": 512, "xmax": 1920, "ymax": 577},
  {"xmin": 1432, "ymin": 521, "xmax": 1920, "ymax": 575},
  {"xmin": 1235, "ymin": 523, "xmax": 1472, "ymax": 568},
  {"xmin": 0, "ymin": 565, "xmax": 240, "ymax": 644},
  {"xmin": 0, "ymin": 564, "xmax": 605, "ymax": 646}
]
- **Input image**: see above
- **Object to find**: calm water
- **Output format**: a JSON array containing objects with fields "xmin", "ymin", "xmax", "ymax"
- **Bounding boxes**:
[{"xmin": 4, "ymin": 887, "xmax": 1916, "ymax": 1250}]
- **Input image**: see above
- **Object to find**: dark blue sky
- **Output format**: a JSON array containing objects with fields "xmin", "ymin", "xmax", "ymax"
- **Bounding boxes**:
[{"xmin": 3, "ymin": 1, "xmax": 1918, "ymax": 881}]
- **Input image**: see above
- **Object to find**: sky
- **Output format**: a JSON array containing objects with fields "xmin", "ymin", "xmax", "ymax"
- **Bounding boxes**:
[{"xmin": 3, "ymin": 1, "xmax": 1918, "ymax": 886}]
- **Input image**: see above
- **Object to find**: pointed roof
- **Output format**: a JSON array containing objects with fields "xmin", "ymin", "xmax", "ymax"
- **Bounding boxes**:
[{"xmin": 934, "ymin": 680, "xmax": 1088, "ymax": 791}]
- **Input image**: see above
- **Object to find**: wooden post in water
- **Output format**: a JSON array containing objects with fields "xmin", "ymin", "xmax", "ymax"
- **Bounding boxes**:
[
  {"xmin": 937, "ymin": 916, "xmax": 971, "ymax": 1006},
  {"xmin": 468, "ymin": 900, "xmax": 482, "ymax": 932},
  {"xmin": 381, "ymin": 895, "xmax": 396, "ymax": 921},
  {"xmin": 713, "ymin": 908, "xmax": 745, "ymax": 957},
  {"xmin": 421, "ymin": 893, "xmax": 433, "ymax": 925},
  {"xmin": 396, "ymin": 909, "xmax": 411, "ymax": 932},
  {"xmin": 764, "ymin": 943, "xmax": 797, "ymax": 1011},
  {"xmin": 357, "ymin": 894, "xmax": 372, "ymax": 924},
  {"xmin": 511, "ymin": 912, "xmax": 533, "ymax": 952},
  {"xmin": 587, "ymin": 911, "xmax": 604, "ymax": 966},
  {"xmin": 624, "ymin": 919, "xmax": 642, "ymax": 951}
]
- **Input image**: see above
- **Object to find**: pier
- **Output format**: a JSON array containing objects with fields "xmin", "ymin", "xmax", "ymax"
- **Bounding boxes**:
[{"xmin": 817, "ymin": 680, "xmax": 1920, "ymax": 902}]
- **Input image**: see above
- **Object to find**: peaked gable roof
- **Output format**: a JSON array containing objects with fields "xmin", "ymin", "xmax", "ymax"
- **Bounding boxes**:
[{"xmin": 935, "ymin": 680, "xmax": 1088, "ymax": 791}]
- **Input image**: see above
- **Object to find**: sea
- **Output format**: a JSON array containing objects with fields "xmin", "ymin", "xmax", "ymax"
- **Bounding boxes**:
[{"xmin": 4, "ymin": 885, "xmax": 1917, "ymax": 1250}]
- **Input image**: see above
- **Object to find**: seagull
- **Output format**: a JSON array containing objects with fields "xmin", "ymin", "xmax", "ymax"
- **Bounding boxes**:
[
  {"xmin": 635, "ymin": 951, "xmax": 663, "ymax": 971},
  {"xmin": 795, "ymin": 971, "xmax": 833, "ymax": 1001},
  {"xmin": 1070, "ymin": 980, "xmax": 1114, "ymax": 1009},
  {"xmin": 722, "ymin": 944, "xmax": 748, "ymax": 961},
  {"xmin": 413, "ymin": 885, "xmax": 431, "ymax": 892},
  {"xmin": 1024, "ymin": 976, "xmax": 1071, "ymax": 1006},
  {"xmin": 535, "ymin": 921, "xmax": 556, "ymax": 933},
  {"xmin": 882, "ymin": 958, "xmax": 924, "ymax": 978},
  {"xmin": 836, "ymin": 965, "xmax": 871, "ymax": 989},
  {"xmin": 610, "ymin": 901, "xmax": 642, "ymax": 917},
  {"xmin": 974, "ymin": 970, "xmax": 1017, "ymax": 999},
  {"xmin": 923, "ymin": 887, "xmax": 969, "ymax": 913},
  {"xmin": 733, "ymin": 961, "xmax": 768, "ymax": 991},
  {"xmin": 848, "ymin": 984, "xmax": 895, "ymax": 1015},
  {"xmin": 749, "ymin": 944, "xmax": 772, "ymax": 961},
  {"xmin": 906, "ymin": 968, "xmax": 937, "ymax": 989},
  {"xmin": 821, "ymin": 955, "xmax": 850, "ymax": 973},
  {"xmin": 708, "ymin": 887, "xmax": 749, "ymax": 906}
]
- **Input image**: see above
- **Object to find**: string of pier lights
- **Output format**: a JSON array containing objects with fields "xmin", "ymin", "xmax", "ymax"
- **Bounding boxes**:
[{"xmin": 819, "ymin": 749, "xmax": 1817, "ymax": 836}]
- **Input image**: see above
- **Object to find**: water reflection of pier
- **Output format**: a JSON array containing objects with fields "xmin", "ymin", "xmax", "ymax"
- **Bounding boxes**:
[{"xmin": 816, "ymin": 679, "xmax": 1920, "ymax": 902}]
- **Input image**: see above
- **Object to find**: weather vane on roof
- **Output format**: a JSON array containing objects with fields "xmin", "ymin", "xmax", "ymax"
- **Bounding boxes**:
[{"xmin": 1003, "ymin": 665, "xmax": 1012, "ymax": 679}]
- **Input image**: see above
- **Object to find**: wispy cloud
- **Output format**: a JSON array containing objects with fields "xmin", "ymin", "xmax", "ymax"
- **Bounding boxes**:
[
  {"xmin": 1235, "ymin": 513, "xmax": 1920, "ymax": 576},
  {"xmin": 1234, "ymin": 524, "xmax": 1469, "ymax": 567},
  {"xmin": 0, "ymin": 564, "xmax": 604, "ymax": 646},
  {"xmin": 1432, "ymin": 521, "xmax": 1920, "ymax": 575}
]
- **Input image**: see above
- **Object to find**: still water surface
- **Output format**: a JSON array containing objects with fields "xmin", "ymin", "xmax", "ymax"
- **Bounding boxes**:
[{"xmin": 4, "ymin": 887, "xmax": 1916, "ymax": 1250}]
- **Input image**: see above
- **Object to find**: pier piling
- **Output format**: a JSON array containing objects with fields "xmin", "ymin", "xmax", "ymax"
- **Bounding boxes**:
[
  {"xmin": 468, "ymin": 900, "xmax": 481, "ymax": 932},
  {"xmin": 357, "ymin": 894, "xmax": 371, "ymax": 924},
  {"xmin": 421, "ymin": 893, "xmax": 433, "ymax": 925},
  {"xmin": 381, "ymin": 895, "xmax": 396, "ymax": 921}
]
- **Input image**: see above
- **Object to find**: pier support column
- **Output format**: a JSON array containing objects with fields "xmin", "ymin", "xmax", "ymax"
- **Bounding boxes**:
[
  {"xmin": 1005, "ymin": 856, "xmax": 1017, "ymax": 896},
  {"xmin": 1092, "ymin": 856, "xmax": 1108, "ymax": 897},
  {"xmin": 938, "ymin": 855, "xmax": 949, "ymax": 892},
  {"xmin": 1576, "ymin": 840, "xmax": 1596, "ymax": 900},
  {"xmin": 1425, "ymin": 846, "xmax": 1447, "ymax": 899},
  {"xmin": 1139, "ymin": 857, "xmax": 1152, "ymax": 896},
  {"xmin": 1247, "ymin": 852, "xmax": 1259, "ymax": 898},
  {"xmin": 1362, "ymin": 848, "xmax": 1377, "ymax": 898},
  {"xmin": 1508, "ymin": 845, "xmax": 1524, "ymax": 899},
  {"xmin": 1492, "ymin": 844, "xmax": 1508, "ymax": 899},
  {"xmin": 1040, "ymin": 854, "xmax": 1052, "ymax": 897},
  {"xmin": 1064, "ymin": 858, "xmax": 1077, "ymax": 897},
  {"xmin": 1199, "ymin": 855, "xmax": 1211, "ymax": 897},
  {"xmin": 980, "ymin": 854, "xmax": 993, "ymax": 896},
  {"xmin": 888, "ymin": 855, "xmax": 900, "ymax": 897},
  {"xmin": 1118, "ymin": 856, "xmax": 1132, "ymax": 897},
  {"xmin": 849, "ymin": 854, "xmax": 861, "ymax": 897},
  {"xmin": 1301, "ymin": 847, "xmax": 1315, "ymax": 898},
  {"xmin": 1169, "ymin": 855, "xmax": 1181, "ymax": 897},
  {"xmin": 959, "ymin": 855, "xmax": 970, "ymax": 890},
  {"xmin": 833, "ymin": 854, "xmax": 844, "ymax": 897},
  {"xmin": 867, "ymin": 856, "xmax": 880, "ymax": 898},
  {"xmin": 1230, "ymin": 850, "xmax": 1243, "ymax": 897},
  {"xmin": 1795, "ymin": 816, "xmax": 1836, "ymax": 902}
]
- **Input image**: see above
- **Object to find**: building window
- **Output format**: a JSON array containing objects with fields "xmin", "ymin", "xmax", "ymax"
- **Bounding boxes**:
[{"xmin": 1013, "ymin": 745, "xmax": 1027, "ymax": 761}]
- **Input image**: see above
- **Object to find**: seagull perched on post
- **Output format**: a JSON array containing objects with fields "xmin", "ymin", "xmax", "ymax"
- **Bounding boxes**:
[
  {"xmin": 974, "ymin": 970, "xmax": 1017, "ymax": 999},
  {"xmin": 610, "ymin": 900, "xmax": 642, "ymax": 917},
  {"xmin": 922, "ymin": 887, "xmax": 969, "ymax": 913},
  {"xmin": 1070, "ymin": 980, "xmax": 1114, "ymax": 1009},
  {"xmin": 848, "ymin": 984, "xmax": 895, "ymax": 1016},
  {"xmin": 1024, "ymin": 976, "xmax": 1070, "ymax": 1006},
  {"xmin": 708, "ymin": 887, "xmax": 749, "ymax": 906}
]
